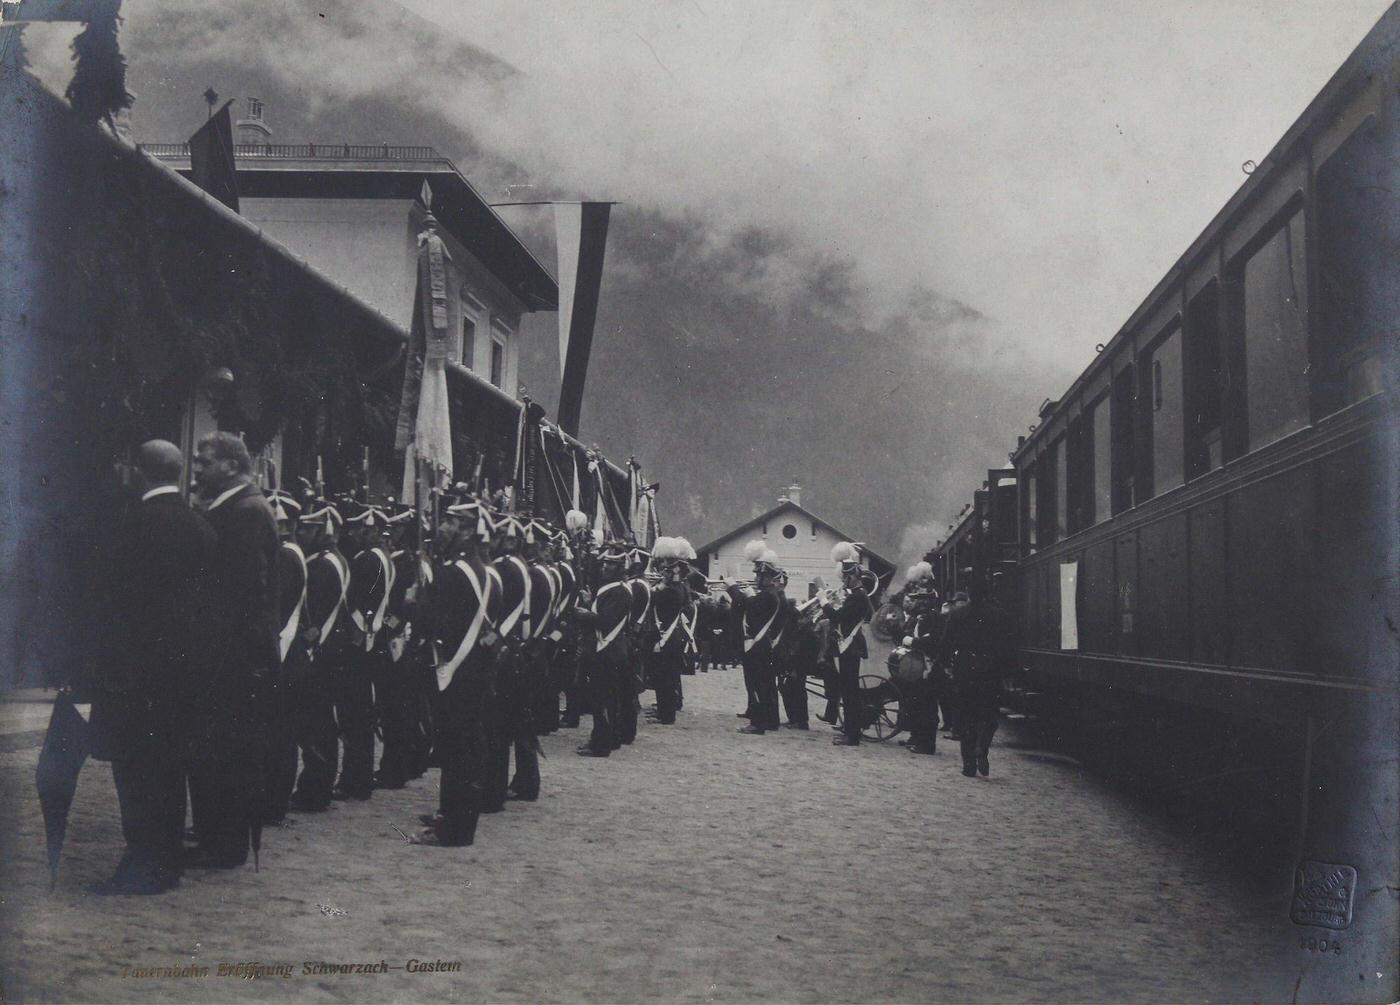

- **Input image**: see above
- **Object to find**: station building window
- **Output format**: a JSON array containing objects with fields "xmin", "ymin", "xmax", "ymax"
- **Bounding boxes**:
[
  {"xmin": 781, "ymin": 523, "xmax": 797, "ymax": 539},
  {"xmin": 1239, "ymin": 207, "xmax": 1309, "ymax": 450},
  {"xmin": 490, "ymin": 336, "xmax": 505, "ymax": 388},
  {"xmin": 1065, "ymin": 415, "xmax": 1090, "ymax": 535},
  {"xmin": 1315, "ymin": 118, "xmax": 1388, "ymax": 415}
]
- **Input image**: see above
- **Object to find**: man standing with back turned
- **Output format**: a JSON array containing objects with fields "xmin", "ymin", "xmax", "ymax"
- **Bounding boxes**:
[{"xmin": 90, "ymin": 440, "xmax": 216, "ymax": 894}]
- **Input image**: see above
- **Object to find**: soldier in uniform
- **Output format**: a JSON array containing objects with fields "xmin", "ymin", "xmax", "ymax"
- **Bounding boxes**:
[
  {"xmin": 264, "ymin": 487, "xmax": 307, "ymax": 823},
  {"xmin": 900, "ymin": 562, "xmax": 943, "ymax": 755},
  {"xmin": 826, "ymin": 542, "xmax": 875, "ymax": 748},
  {"xmin": 507, "ymin": 519, "xmax": 559, "ymax": 801},
  {"xmin": 625, "ymin": 545, "xmax": 653, "ymax": 728},
  {"xmin": 644, "ymin": 538, "xmax": 690, "ymax": 725},
  {"xmin": 485, "ymin": 514, "xmax": 533, "ymax": 811},
  {"xmin": 414, "ymin": 495, "xmax": 496, "ymax": 846},
  {"xmin": 374, "ymin": 503, "xmax": 418, "ymax": 790},
  {"xmin": 574, "ymin": 541, "xmax": 633, "ymax": 756},
  {"xmin": 287, "ymin": 499, "xmax": 349, "ymax": 813},
  {"xmin": 730, "ymin": 542, "xmax": 785, "ymax": 735},
  {"xmin": 334, "ymin": 503, "xmax": 392, "ymax": 801},
  {"xmin": 937, "ymin": 577, "xmax": 1014, "ymax": 777}
]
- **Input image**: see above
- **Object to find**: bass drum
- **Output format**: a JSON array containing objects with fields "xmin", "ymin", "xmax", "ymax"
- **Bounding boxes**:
[
  {"xmin": 870, "ymin": 601, "xmax": 905, "ymax": 643},
  {"xmin": 889, "ymin": 646, "xmax": 927, "ymax": 686}
]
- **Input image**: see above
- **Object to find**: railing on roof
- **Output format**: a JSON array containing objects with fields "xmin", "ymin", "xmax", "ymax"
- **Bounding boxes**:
[{"xmin": 139, "ymin": 142, "xmax": 443, "ymax": 161}]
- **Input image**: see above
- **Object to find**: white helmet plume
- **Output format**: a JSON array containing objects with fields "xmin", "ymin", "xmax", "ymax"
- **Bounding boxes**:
[
  {"xmin": 831, "ymin": 541, "xmax": 860, "ymax": 564},
  {"xmin": 565, "ymin": 509, "xmax": 589, "ymax": 532},
  {"xmin": 743, "ymin": 540, "xmax": 767, "ymax": 563}
]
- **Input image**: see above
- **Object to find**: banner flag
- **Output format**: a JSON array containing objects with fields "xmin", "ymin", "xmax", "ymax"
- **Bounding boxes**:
[
  {"xmin": 398, "ymin": 200, "xmax": 455, "ymax": 498},
  {"xmin": 188, "ymin": 99, "xmax": 239, "ymax": 212},
  {"xmin": 553, "ymin": 202, "xmax": 612, "ymax": 436}
]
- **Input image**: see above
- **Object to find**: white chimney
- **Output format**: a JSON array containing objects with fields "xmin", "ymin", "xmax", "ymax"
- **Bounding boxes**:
[
  {"xmin": 235, "ymin": 97, "xmax": 272, "ymax": 146},
  {"xmin": 785, "ymin": 483, "xmax": 801, "ymax": 506}
]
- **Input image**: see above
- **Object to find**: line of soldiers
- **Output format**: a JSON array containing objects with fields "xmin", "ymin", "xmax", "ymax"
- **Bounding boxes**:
[{"xmin": 261, "ymin": 482, "xmax": 711, "ymax": 848}]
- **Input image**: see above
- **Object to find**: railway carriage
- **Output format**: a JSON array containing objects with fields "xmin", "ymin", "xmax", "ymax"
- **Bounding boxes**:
[{"xmin": 930, "ymin": 10, "xmax": 1397, "ymax": 986}]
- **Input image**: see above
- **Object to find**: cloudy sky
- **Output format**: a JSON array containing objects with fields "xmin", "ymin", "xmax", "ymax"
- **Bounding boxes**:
[{"xmin": 24, "ymin": 0, "xmax": 1391, "ymax": 564}]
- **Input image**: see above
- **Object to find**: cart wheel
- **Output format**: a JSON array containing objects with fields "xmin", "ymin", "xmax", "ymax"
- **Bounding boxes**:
[{"xmin": 858, "ymin": 674, "xmax": 902, "ymax": 742}]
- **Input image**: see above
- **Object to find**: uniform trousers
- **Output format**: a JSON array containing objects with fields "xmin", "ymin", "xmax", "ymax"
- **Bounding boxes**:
[
  {"xmin": 779, "ymin": 661, "xmax": 809, "ymax": 726},
  {"xmin": 373, "ymin": 647, "xmax": 413, "ymax": 788},
  {"xmin": 742, "ymin": 648, "xmax": 780, "ymax": 731},
  {"xmin": 185, "ymin": 703, "xmax": 255, "ymax": 863},
  {"xmin": 264, "ymin": 661, "xmax": 300, "ymax": 820},
  {"xmin": 956, "ymin": 679, "xmax": 1001, "ymax": 771},
  {"xmin": 335, "ymin": 646, "xmax": 378, "ymax": 798},
  {"xmin": 903, "ymin": 675, "xmax": 940, "ymax": 750},
  {"xmin": 435, "ymin": 668, "xmax": 486, "ymax": 845},
  {"xmin": 289, "ymin": 651, "xmax": 339, "ymax": 809},
  {"xmin": 649, "ymin": 650, "xmax": 683, "ymax": 723},
  {"xmin": 837, "ymin": 648, "xmax": 864, "ymax": 743},
  {"xmin": 584, "ymin": 655, "xmax": 620, "ymax": 753}
]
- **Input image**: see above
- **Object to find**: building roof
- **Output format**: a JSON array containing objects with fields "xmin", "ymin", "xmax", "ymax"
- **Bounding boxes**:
[
  {"xmin": 697, "ymin": 499, "xmax": 894, "ymax": 573},
  {"xmin": 143, "ymin": 142, "xmax": 559, "ymax": 313}
]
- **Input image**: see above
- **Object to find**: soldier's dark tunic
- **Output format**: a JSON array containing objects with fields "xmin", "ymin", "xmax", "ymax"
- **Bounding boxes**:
[
  {"xmin": 374, "ymin": 547, "xmax": 418, "ymax": 789},
  {"xmin": 290, "ymin": 545, "xmax": 348, "ymax": 810},
  {"xmin": 485, "ymin": 553, "xmax": 531, "ymax": 810},
  {"xmin": 339, "ymin": 543, "xmax": 392, "ymax": 799},
  {"xmin": 91, "ymin": 487, "xmax": 216, "ymax": 889},
  {"xmin": 780, "ymin": 603, "xmax": 815, "ymax": 728},
  {"xmin": 731, "ymin": 587, "xmax": 782, "ymax": 732},
  {"xmin": 904, "ymin": 607, "xmax": 944, "ymax": 751},
  {"xmin": 938, "ymin": 597, "xmax": 1015, "ymax": 775},
  {"xmin": 265, "ymin": 539, "xmax": 307, "ymax": 820},
  {"xmin": 195, "ymin": 483, "xmax": 279, "ymax": 864},
  {"xmin": 507, "ymin": 558, "xmax": 556, "ymax": 800},
  {"xmin": 577, "ymin": 579, "xmax": 633, "ymax": 754},
  {"xmin": 646, "ymin": 581, "xmax": 689, "ymax": 724},
  {"xmin": 827, "ymin": 585, "xmax": 873, "ymax": 744},
  {"xmin": 429, "ymin": 553, "xmax": 494, "ymax": 845}
]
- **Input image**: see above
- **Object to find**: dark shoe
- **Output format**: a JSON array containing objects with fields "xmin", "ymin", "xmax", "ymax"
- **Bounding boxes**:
[
  {"xmin": 977, "ymin": 754, "xmax": 989, "ymax": 776},
  {"xmin": 816, "ymin": 713, "xmax": 837, "ymax": 725},
  {"xmin": 737, "ymin": 724, "xmax": 766, "ymax": 735},
  {"xmin": 832, "ymin": 735, "xmax": 860, "ymax": 746},
  {"xmin": 962, "ymin": 765, "xmax": 977, "ymax": 777},
  {"xmin": 409, "ymin": 828, "xmax": 472, "ymax": 848},
  {"xmin": 784, "ymin": 722, "xmax": 809, "ymax": 730},
  {"xmin": 576, "ymin": 746, "xmax": 610, "ymax": 757},
  {"xmin": 736, "ymin": 712, "xmax": 752, "ymax": 719},
  {"xmin": 419, "ymin": 812, "xmax": 444, "ymax": 827},
  {"xmin": 506, "ymin": 791, "xmax": 539, "ymax": 802}
]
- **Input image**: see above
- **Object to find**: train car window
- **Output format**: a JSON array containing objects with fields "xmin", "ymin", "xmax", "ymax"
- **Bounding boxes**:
[
  {"xmin": 1022, "ymin": 464, "xmax": 1038, "ymax": 553},
  {"xmin": 1054, "ymin": 437, "xmax": 1068, "ymax": 541},
  {"xmin": 1240, "ymin": 208, "xmax": 1309, "ymax": 450},
  {"xmin": 1142, "ymin": 325, "xmax": 1184, "ymax": 496},
  {"xmin": 1185, "ymin": 280, "xmax": 1225, "ymax": 480},
  {"xmin": 1091, "ymin": 396, "xmax": 1111, "ymax": 524},
  {"xmin": 1110, "ymin": 366, "xmax": 1136, "ymax": 514},
  {"xmin": 1315, "ymin": 117, "xmax": 1390, "ymax": 415}
]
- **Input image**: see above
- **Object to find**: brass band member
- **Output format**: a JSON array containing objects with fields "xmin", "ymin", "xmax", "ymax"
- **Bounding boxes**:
[
  {"xmin": 731, "ymin": 541, "xmax": 785, "ymax": 735},
  {"xmin": 826, "ymin": 542, "xmax": 875, "ymax": 748},
  {"xmin": 645, "ymin": 537, "xmax": 692, "ymax": 724}
]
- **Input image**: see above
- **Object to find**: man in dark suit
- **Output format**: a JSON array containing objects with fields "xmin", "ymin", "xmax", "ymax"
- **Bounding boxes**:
[
  {"xmin": 187, "ymin": 432, "xmax": 279, "ymax": 868},
  {"xmin": 90, "ymin": 440, "xmax": 216, "ymax": 894}
]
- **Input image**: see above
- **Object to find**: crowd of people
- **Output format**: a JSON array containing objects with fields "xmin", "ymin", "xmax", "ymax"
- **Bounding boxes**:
[
  {"xmin": 718, "ymin": 543, "xmax": 1014, "ymax": 779},
  {"xmin": 82, "ymin": 432, "xmax": 1010, "ymax": 896},
  {"xmin": 85, "ymin": 432, "xmax": 714, "ymax": 894}
]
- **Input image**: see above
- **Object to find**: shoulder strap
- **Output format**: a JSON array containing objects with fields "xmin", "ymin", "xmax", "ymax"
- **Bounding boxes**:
[{"xmin": 436, "ymin": 561, "xmax": 490, "ymax": 692}]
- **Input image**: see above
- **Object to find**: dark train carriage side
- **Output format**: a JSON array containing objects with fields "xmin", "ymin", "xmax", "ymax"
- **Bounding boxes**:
[
  {"xmin": 1008, "ymin": 12, "xmax": 1397, "ymax": 988},
  {"xmin": 926, "ymin": 468, "xmax": 1018, "ymax": 603}
]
